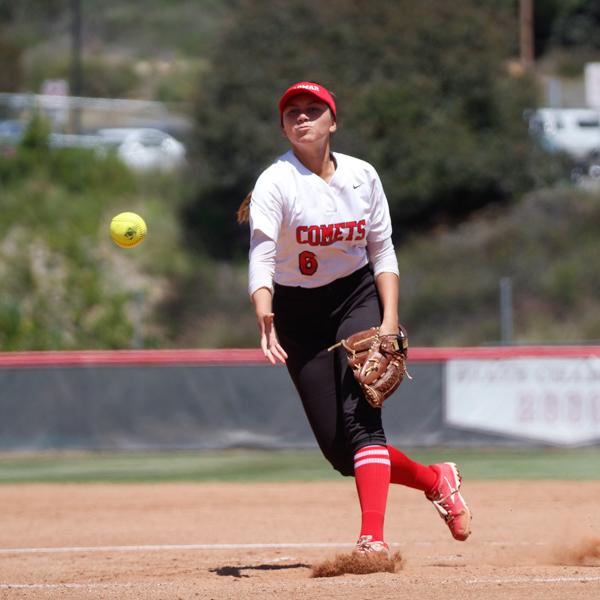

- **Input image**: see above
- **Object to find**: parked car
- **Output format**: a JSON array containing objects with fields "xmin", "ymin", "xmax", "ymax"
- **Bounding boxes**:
[
  {"xmin": 0, "ymin": 119, "xmax": 25, "ymax": 142},
  {"xmin": 0, "ymin": 119, "xmax": 26, "ymax": 154},
  {"xmin": 0, "ymin": 121, "xmax": 187, "ymax": 173},
  {"xmin": 571, "ymin": 157, "xmax": 600, "ymax": 189},
  {"xmin": 528, "ymin": 108, "xmax": 600, "ymax": 161},
  {"xmin": 0, "ymin": 120, "xmax": 105, "ymax": 155},
  {"xmin": 95, "ymin": 127, "xmax": 186, "ymax": 172}
]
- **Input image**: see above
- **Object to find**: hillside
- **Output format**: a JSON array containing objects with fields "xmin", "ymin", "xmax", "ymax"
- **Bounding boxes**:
[
  {"xmin": 155, "ymin": 181, "xmax": 600, "ymax": 350},
  {"xmin": 397, "ymin": 184, "xmax": 600, "ymax": 346},
  {"xmin": 0, "ymin": 134, "xmax": 191, "ymax": 351}
]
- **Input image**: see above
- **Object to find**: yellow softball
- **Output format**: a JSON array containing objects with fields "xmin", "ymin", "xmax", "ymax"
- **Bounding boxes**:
[{"xmin": 110, "ymin": 212, "xmax": 147, "ymax": 248}]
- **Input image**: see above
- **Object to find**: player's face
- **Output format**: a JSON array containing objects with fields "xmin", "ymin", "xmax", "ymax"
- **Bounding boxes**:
[{"xmin": 281, "ymin": 94, "xmax": 336, "ymax": 146}]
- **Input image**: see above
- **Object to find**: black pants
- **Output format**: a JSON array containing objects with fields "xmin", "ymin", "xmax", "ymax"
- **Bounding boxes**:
[{"xmin": 273, "ymin": 265, "xmax": 386, "ymax": 476}]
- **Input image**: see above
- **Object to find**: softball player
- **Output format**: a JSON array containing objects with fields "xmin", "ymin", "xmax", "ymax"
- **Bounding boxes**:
[{"xmin": 243, "ymin": 81, "xmax": 471, "ymax": 554}]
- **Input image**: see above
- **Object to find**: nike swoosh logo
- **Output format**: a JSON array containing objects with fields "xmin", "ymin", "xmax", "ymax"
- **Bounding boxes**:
[{"xmin": 353, "ymin": 183, "xmax": 362, "ymax": 189}]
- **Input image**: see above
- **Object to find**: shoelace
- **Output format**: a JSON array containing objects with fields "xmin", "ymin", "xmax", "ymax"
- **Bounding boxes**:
[{"xmin": 433, "ymin": 487, "xmax": 459, "ymax": 521}]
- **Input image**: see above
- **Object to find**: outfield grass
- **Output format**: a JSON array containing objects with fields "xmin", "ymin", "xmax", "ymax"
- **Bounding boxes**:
[{"xmin": 0, "ymin": 447, "xmax": 600, "ymax": 483}]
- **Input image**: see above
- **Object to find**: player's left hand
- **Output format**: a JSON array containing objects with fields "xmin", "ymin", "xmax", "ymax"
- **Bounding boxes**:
[
  {"xmin": 378, "ymin": 318, "xmax": 399, "ymax": 336},
  {"xmin": 259, "ymin": 313, "xmax": 288, "ymax": 365},
  {"xmin": 329, "ymin": 323, "xmax": 409, "ymax": 408}
]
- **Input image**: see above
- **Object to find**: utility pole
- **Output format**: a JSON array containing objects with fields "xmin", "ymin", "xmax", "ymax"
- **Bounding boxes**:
[
  {"xmin": 520, "ymin": 0, "xmax": 535, "ymax": 71},
  {"xmin": 70, "ymin": 0, "xmax": 83, "ymax": 132},
  {"xmin": 500, "ymin": 277, "xmax": 514, "ymax": 345}
]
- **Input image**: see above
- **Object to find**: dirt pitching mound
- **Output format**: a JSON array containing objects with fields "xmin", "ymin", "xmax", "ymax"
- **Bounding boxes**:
[
  {"xmin": 311, "ymin": 551, "xmax": 404, "ymax": 578},
  {"xmin": 555, "ymin": 537, "xmax": 600, "ymax": 566}
]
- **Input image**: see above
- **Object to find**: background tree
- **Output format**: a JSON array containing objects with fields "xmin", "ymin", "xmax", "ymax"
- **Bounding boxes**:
[
  {"xmin": 0, "ymin": 38, "xmax": 22, "ymax": 93},
  {"xmin": 184, "ymin": 0, "xmax": 551, "ymax": 259},
  {"xmin": 551, "ymin": 0, "xmax": 600, "ymax": 50}
]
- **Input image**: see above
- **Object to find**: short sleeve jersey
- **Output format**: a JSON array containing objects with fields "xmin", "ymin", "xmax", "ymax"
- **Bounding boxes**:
[{"xmin": 249, "ymin": 150, "xmax": 393, "ymax": 288}]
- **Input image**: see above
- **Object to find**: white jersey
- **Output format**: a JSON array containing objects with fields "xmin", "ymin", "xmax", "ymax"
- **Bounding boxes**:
[{"xmin": 249, "ymin": 150, "xmax": 393, "ymax": 289}]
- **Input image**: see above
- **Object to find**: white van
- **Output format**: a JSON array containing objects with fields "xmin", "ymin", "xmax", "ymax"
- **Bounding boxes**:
[
  {"xmin": 95, "ymin": 127, "xmax": 187, "ymax": 172},
  {"xmin": 528, "ymin": 108, "xmax": 600, "ymax": 161}
]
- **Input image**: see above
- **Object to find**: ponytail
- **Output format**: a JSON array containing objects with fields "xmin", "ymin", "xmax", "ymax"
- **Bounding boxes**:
[{"xmin": 236, "ymin": 191, "xmax": 252, "ymax": 224}]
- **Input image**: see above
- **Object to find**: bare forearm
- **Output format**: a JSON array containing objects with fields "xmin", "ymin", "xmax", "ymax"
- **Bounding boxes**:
[
  {"xmin": 251, "ymin": 286, "xmax": 287, "ymax": 364},
  {"xmin": 375, "ymin": 272, "xmax": 399, "ymax": 333},
  {"xmin": 252, "ymin": 287, "xmax": 273, "ymax": 320}
]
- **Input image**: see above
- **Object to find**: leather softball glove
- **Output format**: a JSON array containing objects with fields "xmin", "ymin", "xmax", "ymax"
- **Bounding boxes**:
[{"xmin": 329, "ymin": 326, "xmax": 410, "ymax": 408}]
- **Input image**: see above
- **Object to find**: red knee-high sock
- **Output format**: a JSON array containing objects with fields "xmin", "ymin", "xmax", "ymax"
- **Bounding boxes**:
[
  {"xmin": 387, "ymin": 445, "xmax": 438, "ymax": 492},
  {"xmin": 354, "ymin": 445, "xmax": 390, "ymax": 541}
]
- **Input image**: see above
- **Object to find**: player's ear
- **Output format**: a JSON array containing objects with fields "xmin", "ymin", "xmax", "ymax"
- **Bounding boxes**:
[{"xmin": 329, "ymin": 118, "xmax": 337, "ymax": 134}]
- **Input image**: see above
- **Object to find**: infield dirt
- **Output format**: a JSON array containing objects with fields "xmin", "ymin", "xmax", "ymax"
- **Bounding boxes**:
[{"xmin": 1, "ymin": 481, "xmax": 599, "ymax": 599}]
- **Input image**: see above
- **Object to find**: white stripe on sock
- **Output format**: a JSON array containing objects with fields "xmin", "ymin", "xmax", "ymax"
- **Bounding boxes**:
[
  {"xmin": 354, "ymin": 458, "xmax": 391, "ymax": 469},
  {"xmin": 354, "ymin": 447, "xmax": 390, "ymax": 461}
]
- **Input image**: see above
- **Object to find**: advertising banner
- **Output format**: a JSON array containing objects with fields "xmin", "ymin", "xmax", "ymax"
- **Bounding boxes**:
[{"xmin": 445, "ymin": 358, "xmax": 600, "ymax": 445}]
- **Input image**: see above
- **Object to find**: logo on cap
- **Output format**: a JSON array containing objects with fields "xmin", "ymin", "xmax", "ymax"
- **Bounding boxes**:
[{"xmin": 293, "ymin": 83, "xmax": 320, "ymax": 92}]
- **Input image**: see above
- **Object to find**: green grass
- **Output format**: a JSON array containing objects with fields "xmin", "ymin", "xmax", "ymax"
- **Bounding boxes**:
[
  {"xmin": 412, "ymin": 447, "xmax": 600, "ymax": 481},
  {"xmin": 1, "ymin": 447, "xmax": 600, "ymax": 484},
  {"xmin": 0, "ymin": 449, "xmax": 333, "ymax": 484}
]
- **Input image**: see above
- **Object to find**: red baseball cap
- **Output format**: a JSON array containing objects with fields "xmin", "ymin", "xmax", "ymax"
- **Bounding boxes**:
[{"xmin": 278, "ymin": 81, "xmax": 337, "ymax": 120}]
